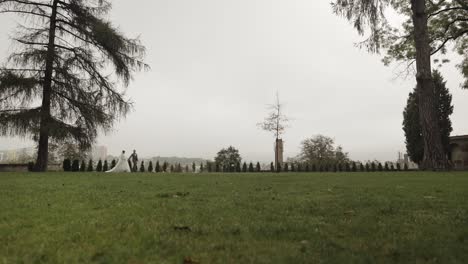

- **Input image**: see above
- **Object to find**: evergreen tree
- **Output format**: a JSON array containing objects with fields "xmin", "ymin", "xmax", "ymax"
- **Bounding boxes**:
[
  {"xmin": 403, "ymin": 71, "xmax": 453, "ymax": 166},
  {"xmin": 63, "ymin": 159, "xmax": 71, "ymax": 172},
  {"xmin": 133, "ymin": 163, "xmax": 138, "ymax": 173},
  {"xmin": 215, "ymin": 163, "xmax": 220, "ymax": 172},
  {"xmin": 242, "ymin": 162, "xmax": 247, "ymax": 173},
  {"xmin": 162, "ymin": 162, "xmax": 168, "ymax": 172},
  {"xmin": 390, "ymin": 164, "xmax": 395, "ymax": 171},
  {"xmin": 270, "ymin": 162, "xmax": 275, "ymax": 172},
  {"xmin": 333, "ymin": 163, "xmax": 338, "ymax": 172},
  {"xmin": 248, "ymin": 162, "xmax": 254, "ymax": 172},
  {"xmin": 0, "ymin": 0, "xmax": 147, "ymax": 171},
  {"xmin": 170, "ymin": 164, "xmax": 174, "ymax": 173},
  {"xmin": 148, "ymin": 161, "xmax": 153, "ymax": 172},
  {"xmin": 345, "ymin": 163, "xmax": 351, "ymax": 172},
  {"xmin": 192, "ymin": 162, "xmax": 196, "ymax": 172},
  {"xmin": 371, "ymin": 162, "xmax": 376, "ymax": 172},
  {"xmin": 404, "ymin": 163, "xmax": 409, "ymax": 171},
  {"xmin": 318, "ymin": 164, "xmax": 323, "ymax": 172},
  {"xmin": 207, "ymin": 162, "xmax": 212, "ymax": 172},
  {"xmin": 378, "ymin": 163, "xmax": 383, "ymax": 172},
  {"xmin": 359, "ymin": 163, "xmax": 365, "ymax": 172},
  {"xmin": 140, "ymin": 161, "xmax": 145, "ymax": 172},
  {"xmin": 276, "ymin": 163, "xmax": 282, "ymax": 173},
  {"xmin": 80, "ymin": 160, "xmax": 86, "ymax": 172},
  {"xmin": 87, "ymin": 159, "xmax": 93, "ymax": 172},
  {"xmin": 155, "ymin": 161, "xmax": 161, "ymax": 173},
  {"xmin": 365, "ymin": 163, "xmax": 370, "ymax": 172},
  {"xmin": 352, "ymin": 162, "xmax": 357, "ymax": 172},
  {"xmin": 111, "ymin": 159, "xmax": 116, "ymax": 169},
  {"xmin": 256, "ymin": 162, "xmax": 261, "ymax": 172},
  {"xmin": 96, "ymin": 160, "xmax": 103, "ymax": 172},
  {"xmin": 384, "ymin": 163, "xmax": 390, "ymax": 171},
  {"xmin": 103, "ymin": 160, "xmax": 108, "ymax": 172},
  {"xmin": 185, "ymin": 164, "xmax": 189, "ymax": 173},
  {"xmin": 72, "ymin": 160, "xmax": 80, "ymax": 172},
  {"xmin": 338, "ymin": 163, "xmax": 343, "ymax": 172},
  {"xmin": 397, "ymin": 163, "xmax": 401, "ymax": 171},
  {"xmin": 200, "ymin": 163, "xmax": 204, "ymax": 172},
  {"xmin": 236, "ymin": 162, "xmax": 241, "ymax": 173},
  {"xmin": 284, "ymin": 163, "xmax": 289, "ymax": 172}
]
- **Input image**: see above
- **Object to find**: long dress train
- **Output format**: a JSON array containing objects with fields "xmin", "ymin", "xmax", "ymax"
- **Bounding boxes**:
[{"xmin": 106, "ymin": 153, "xmax": 131, "ymax": 173}]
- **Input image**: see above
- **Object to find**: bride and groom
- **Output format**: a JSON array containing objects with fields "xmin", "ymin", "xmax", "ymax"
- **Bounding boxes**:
[{"xmin": 106, "ymin": 150, "xmax": 139, "ymax": 173}]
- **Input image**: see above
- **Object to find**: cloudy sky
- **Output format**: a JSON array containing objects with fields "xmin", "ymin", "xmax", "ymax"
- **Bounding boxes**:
[{"xmin": 0, "ymin": 0, "xmax": 467, "ymax": 162}]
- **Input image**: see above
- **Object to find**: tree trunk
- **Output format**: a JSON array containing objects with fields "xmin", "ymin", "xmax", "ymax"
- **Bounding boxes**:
[
  {"xmin": 34, "ymin": 0, "xmax": 59, "ymax": 172},
  {"xmin": 410, "ymin": 0, "xmax": 448, "ymax": 170}
]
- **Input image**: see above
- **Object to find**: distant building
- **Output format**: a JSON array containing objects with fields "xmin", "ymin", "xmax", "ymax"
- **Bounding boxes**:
[
  {"xmin": 449, "ymin": 135, "xmax": 468, "ymax": 170},
  {"xmin": 0, "ymin": 147, "xmax": 36, "ymax": 163},
  {"xmin": 91, "ymin": 146, "xmax": 108, "ymax": 161},
  {"xmin": 397, "ymin": 152, "xmax": 419, "ymax": 170}
]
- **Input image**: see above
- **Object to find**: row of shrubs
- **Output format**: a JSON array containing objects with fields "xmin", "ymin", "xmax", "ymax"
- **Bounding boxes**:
[{"xmin": 63, "ymin": 159, "xmax": 410, "ymax": 173}]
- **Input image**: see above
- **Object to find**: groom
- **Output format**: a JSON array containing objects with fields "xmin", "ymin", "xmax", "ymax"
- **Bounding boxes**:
[{"xmin": 128, "ymin": 150, "xmax": 138, "ymax": 172}]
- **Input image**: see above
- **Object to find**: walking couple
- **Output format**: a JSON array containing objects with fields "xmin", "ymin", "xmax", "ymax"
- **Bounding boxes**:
[{"xmin": 106, "ymin": 150, "xmax": 139, "ymax": 173}]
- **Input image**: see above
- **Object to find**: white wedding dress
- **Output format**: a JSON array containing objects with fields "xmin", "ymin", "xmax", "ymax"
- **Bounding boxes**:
[{"xmin": 106, "ymin": 152, "xmax": 131, "ymax": 173}]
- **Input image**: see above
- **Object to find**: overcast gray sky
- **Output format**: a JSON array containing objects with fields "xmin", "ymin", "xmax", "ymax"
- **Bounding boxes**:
[{"xmin": 0, "ymin": 0, "xmax": 467, "ymax": 162}]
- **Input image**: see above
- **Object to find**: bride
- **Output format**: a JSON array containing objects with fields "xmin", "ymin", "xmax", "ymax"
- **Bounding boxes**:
[{"xmin": 106, "ymin": 150, "xmax": 131, "ymax": 173}]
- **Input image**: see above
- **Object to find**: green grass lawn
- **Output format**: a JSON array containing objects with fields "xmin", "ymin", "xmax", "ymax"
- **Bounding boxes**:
[{"xmin": 1, "ymin": 172, "xmax": 468, "ymax": 263}]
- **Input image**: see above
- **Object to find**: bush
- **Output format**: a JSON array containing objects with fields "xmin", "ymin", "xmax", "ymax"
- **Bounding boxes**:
[
  {"xmin": 96, "ymin": 160, "xmax": 103, "ymax": 172},
  {"xmin": 72, "ymin": 160, "xmax": 80, "ymax": 172},
  {"xmin": 87, "ymin": 159, "xmax": 93, "ymax": 172},
  {"xmin": 63, "ymin": 159, "xmax": 72, "ymax": 172},
  {"xmin": 80, "ymin": 161, "xmax": 86, "ymax": 172},
  {"xmin": 103, "ymin": 160, "xmax": 108, "ymax": 172}
]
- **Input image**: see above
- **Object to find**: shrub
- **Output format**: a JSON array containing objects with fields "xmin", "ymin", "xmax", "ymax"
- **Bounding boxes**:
[
  {"xmin": 63, "ymin": 159, "xmax": 72, "ymax": 172},
  {"xmin": 96, "ymin": 160, "xmax": 103, "ymax": 172},
  {"xmin": 148, "ymin": 161, "xmax": 153, "ymax": 172},
  {"xmin": 80, "ymin": 161, "xmax": 86, "ymax": 172},
  {"xmin": 103, "ymin": 160, "xmax": 108, "ymax": 172},
  {"xmin": 72, "ymin": 160, "xmax": 80, "ymax": 172},
  {"xmin": 87, "ymin": 159, "xmax": 93, "ymax": 172}
]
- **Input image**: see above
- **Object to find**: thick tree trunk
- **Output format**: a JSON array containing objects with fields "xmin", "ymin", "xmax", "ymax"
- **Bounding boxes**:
[
  {"xmin": 34, "ymin": 0, "xmax": 59, "ymax": 172},
  {"xmin": 410, "ymin": 0, "xmax": 449, "ymax": 170}
]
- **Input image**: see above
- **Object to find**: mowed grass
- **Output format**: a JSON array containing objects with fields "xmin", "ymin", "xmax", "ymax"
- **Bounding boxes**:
[{"xmin": 1, "ymin": 172, "xmax": 468, "ymax": 263}]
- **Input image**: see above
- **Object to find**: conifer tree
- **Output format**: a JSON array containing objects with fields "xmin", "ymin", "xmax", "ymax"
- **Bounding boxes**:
[
  {"xmin": 87, "ymin": 159, "xmax": 93, "ymax": 172},
  {"xmin": 72, "ymin": 159, "xmax": 80, "ymax": 172},
  {"xmin": 207, "ymin": 162, "xmax": 212, "ymax": 172},
  {"xmin": 404, "ymin": 163, "xmax": 409, "ymax": 171},
  {"xmin": 359, "ymin": 163, "xmax": 364, "ymax": 172},
  {"xmin": 162, "ymin": 162, "xmax": 168, "ymax": 172},
  {"xmin": 276, "ymin": 163, "xmax": 282, "ymax": 173},
  {"xmin": 378, "ymin": 163, "xmax": 383, "ymax": 172},
  {"xmin": 390, "ymin": 164, "xmax": 395, "ymax": 171},
  {"xmin": 80, "ymin": 160, "xmax": 86, "ymax": 172},
  {"xmin": 345, "ymin": 163, "xmax": 351, "ymax": 172},
  {"xmin": 200, "ymin": 163, "xmax": 204, "ymax": 172},
  {"xmin": 155, "ymin": 161, "xmax": 161, "ymax": 173},
  {"xmin": 371, "ymin": 162, "xmax": 376, "ymax": 172},
  {"xmin": 256, "ymin": 162, "xmax": 261, "ymax": 172},
  {"xmin": 63, "ymin": 159, "xmax": 71, "ymax": 172},
  {"xmin": 365, "ymin": 163, "xmax": 370, "ymax": 172},
  {"xmin": 384, "ymin": 163, "xmax": 390, "ymax": 171},
  {"xmin": 170, "ymin": 164, "xmax": 174, "ymax": 173},
  {"xmin": 140, "ymin": 161, "xmax": 145, "ymax": 173},
  {"xmin": 103, "ymin": 160, "xmax": 108, "ymax": 172},
  {"xmin": 185, "ymin": 164, "xmax": 189, "ymax": 173},
  {"xmin": 96, "ymin": 160, "xmax": 103, "ymax": 172},
  {"xmin": 192, "ymin": 162, "xmax": 196, "ymax": 172},
  {"xmin": 297, "ymin": 163, "xmax": 302, "ymax": 172},
  {"xmin": 338, "ymin": 163, "xmax": 343, "ymax": 172},
  {"xmin": 0, "ymin": 0, "xmax": 148, "ymax": 171},
  {"xmin": 248, "ymin": 162, "xmax": 254, "ymax": 172},
  {"xmin": 284, "ymin": 163, "xmax": 289, "ymax": 172},
  {"xmin": 242, "ymin": 162, "xmax": 247, "ymax": 173},
  {"xmin": 236, "ymin": 162, "xmax": 241, "ymax": 173},
  {"xmin": 333, "ymin": 163, "xmax": 338, "ymax": 172},
  {"xmin": 352, "ymin": 162, "xmax": 357, "ymax": 172},
  {"xmin": 397, "ymin": 163, "xmax": 401, "ymax": 171},
  {"xmin": 111, "ymin": 159, "xmax": 116, "ymax": 169},
  {"xmin": 215, "ymin": 163, "xmax": 220, "ymax": 172},
  {"xmin": 270, "ymin": 162, "xmax": 275, "ymax": 172},
  {"xmin": 148, "ymin": 161, "xmax": 153, "ymax": 172}
]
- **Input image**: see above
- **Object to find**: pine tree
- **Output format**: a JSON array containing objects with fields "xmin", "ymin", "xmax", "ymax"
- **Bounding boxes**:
[
  {"xmin": 170, "ymin": 164, "xmax": 174, "ymax": 173},
  {"xmin": 140, "ymin": 161, "xmax": 145, "ymax": 172},
  {"xmin": 72, "ymin": 160, "xmax": 80, "ymax": 172},
  {"xmin": 200, "ymin": 163, "xmax": 204, "ymax": 172},
  {"xmin": 236, "ymin": 162, "xmax": 241, "ymax": 173},
  {"xmin": 185, "ymin": 165, "xmax": 189, "ymax": 173},
  {"xmin": 270, "ymin": 162, "xmax": 275, "ymax": 172},
  {"xmin": 333, "ymin": 163, "xmax": 338, "ymax": 172},
  {"xmin": 103, "ymin": 160, "xmax": 108, "ymax": 172},
  {"xmin": 148, "ymin": 161, "xmax": 153, "ymax": 172},
  {"xmin": 162, "ymin": 162, "xmax": 168, "ymax": 172},
  {"xmin": 215, "ymin": 163, "xmax": 220, "ymax": 172},
  {"xmin": 80, "ymin": 160, "xmax": 86, "ymax": 172},
  {"xmin": 371, "ymin": 162, "xmax": 376, "ymax": 172},
  {"xmin": 207, "ymin": 162, "xmax": 212, "ymax": 172},
  {"xmin": 352, "ymin": 162, "xmax": 357, "ymax": 172},
  {"xmin": 378, "ymin": 163, "xmax": 383, "ymax": 172},
  {"xmin": 87, "ymin": 159, "xmax": 93, "ymax": 172},
  {"xmin": 404, "ymin": 163, "xmax": 409, "ymax": 171},
  {"xmin": 359, "ymin": 163, "xmax": 365, "ymax": 172},
  {"xmin": 345, "ymin": 163, "xmax": 351, "ymax": 172},
  {"xmin": 0, "ymin": 0, "xmax": 147, "ymax": 171},
  {"xmin": 365, "ymin": 163, "xmax": 370, "ymax": 172},
  {"xmin": 318, "ymin": 164, "xmax": 323, "ymax": 172},
  {"xmin": 276, "ymin": 163, "xmax": 282, "ymax": 173},
  {"xmin": 111, "ymin": 160, "xmax": 116, "ymax": 169},
  {"xmin": 192, "ymin": 162, "xmax": 196, "ymax": 172},
  {"xmin": 284, "ymin": 163, "xmax": 289, "ymax": 172},
  {"xmin": 384, "ymin": 163, "xmax": 390, "ymax": 171},
  {"xmin": 242, "ymin": 162, "xmax": 247, "ymax": 173},
  {"xmin": 63, "ymin": 159, "xmax": 71, "ymax": 172},
  {"xmin": 397, "ymin": 163, "xmax": 401, "ymax": 171},
  {"xmin": 390, "ymin": 164, "xmax": 395, "ymax": 171},
  {"xmin": 256, "ymin": 162, "xmax": 261, "ymax": 172},
  {"xmin": 155, "ymin": 161, "xmax": 161, "ymax": 173},
  {"xmin": 297, "ymin": 163, "xmax": 303, "ymax": 172},
  {"xmin": 338, "ymin": 163, "xmax": 343, "ymax": 172},
  {"xmin": 248, "ymin": 162, "xmax": 254, "ymax": 172},
  {"xmin": 96, "ymin": 160, "xmax": 103, "ymax": 172}
]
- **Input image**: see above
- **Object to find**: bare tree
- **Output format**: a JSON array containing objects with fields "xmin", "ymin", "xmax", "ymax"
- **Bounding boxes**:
[{"xmin": 258, "ymin": 93, "xmax": 289, "ymax": 171}]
